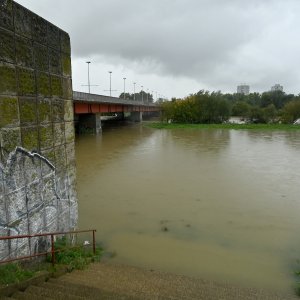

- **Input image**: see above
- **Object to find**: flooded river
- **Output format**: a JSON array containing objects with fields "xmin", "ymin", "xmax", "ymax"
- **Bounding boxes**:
[{"xmin": 76, "ymin": 124, "xmax": 300, "ymax": 292}]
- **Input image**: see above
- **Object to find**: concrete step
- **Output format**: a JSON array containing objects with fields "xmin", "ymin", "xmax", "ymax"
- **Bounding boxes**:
[
  {"xmin": 22, "ymin": 285, "xmax": 85, "ymax": 300},
  {"xmin": 39, "ymin": 280, "xmax": 141, "ymax": 300},
  {"xmin": 12, "ymin": 290, "xmax": 54, "ymax": 300}
]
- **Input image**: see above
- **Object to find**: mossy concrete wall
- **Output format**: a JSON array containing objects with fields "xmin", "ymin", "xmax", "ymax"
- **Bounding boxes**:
[{"xmin": 0, "ymin": 0, "xmax": 77, "ymax": 260}]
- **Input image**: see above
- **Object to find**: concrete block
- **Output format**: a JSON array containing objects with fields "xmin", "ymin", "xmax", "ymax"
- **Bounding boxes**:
[
  {"xmin": 37, "ymin": 72, "xmax": 51, "ymax": 97},
  {"xmin": 0, "ymin": 27, "xmax": 15, "ymax": 64},
  {"xmin": 64, "ymin": 100, "xmax": 73, "ymax": 121},
  {"xmin": 21, "ymin": 126, "xmax": 38, "ymax": 150},
  {"xmin": 51, "ymin": 75, "xmax": 63, "ymax": 97},
  {"xmin": 52, "ymin": 99, "xmax": 64, "ymax": 122},
  {"xmin": 39, "ymin": 124, "xmax": 54, "ymax": 150},
  {"xmin": 53, "ymin": 122, "xmax": 65, "ymax": 146},
  {"xmin": 49, "ymin": 48, "xmax": 61, "ymax": 75},
  {"xmin": 0, "ymin": 0, "xmax": 14, "ymax": 31},
  {"xmin": 34, "ymin": 43, "xmax": 49, "ymax": 72},
  {"xmin": 17, "ymin": 67, "xmax": 36, "ymax": 96},
  {"xmin": 0, "ymin": 127, "xmax": 21, "ymax": 153},
  {"xmin": 14, "ymin": 2, "xmax": 32, "ymax": 39},
  {"xmin": 0, "ymin": 62, "xmax": 17, "ymax": 95},
  {"xmin": 0, "ymin": 96, "xmax": 19, "ymax": 128},
  {"xmin": 19, "ymin": 97, "xmax": 37, "ymax": 125},
  {"xmin": 15, "ymin": 35, "xmax": 34, "ymax": 68},
  {"xmin": 37, "ymin": 98, "xmax": 52, "ymax": 124}
]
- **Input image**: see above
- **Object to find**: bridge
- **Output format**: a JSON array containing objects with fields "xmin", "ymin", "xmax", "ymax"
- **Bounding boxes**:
[{"xmin": 73, "ymin": 91, "xmax": 161, "ymax": 133}]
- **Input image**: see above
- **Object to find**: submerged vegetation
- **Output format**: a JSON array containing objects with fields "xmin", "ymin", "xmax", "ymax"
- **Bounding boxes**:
[
  {"xmin": 147, "ymin": 123, "xmax": 300, "ymax": 130},
  {"xmin": 159, "ymin": 90, "xmax": 300, "ymax": 124}
]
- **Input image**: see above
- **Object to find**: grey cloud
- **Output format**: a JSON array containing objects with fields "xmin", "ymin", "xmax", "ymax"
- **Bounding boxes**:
[{"xmin": 17, "ymin": 0, "xmax": 300, "ymax": 93}]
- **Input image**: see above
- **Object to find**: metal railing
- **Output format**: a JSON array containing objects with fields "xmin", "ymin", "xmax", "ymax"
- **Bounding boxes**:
[
  {"xmin": 73, "ymin": 91, "xmax": 158, "ymax": 107},
  {"xmin": 0, "ymin": 229, "xmax": 96, "ymax": 266}
]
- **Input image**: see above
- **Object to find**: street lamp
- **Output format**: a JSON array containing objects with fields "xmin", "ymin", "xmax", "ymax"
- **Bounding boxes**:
[
  {"xmin": 141, "ymin": 85, "xmax": 144, "ymax": 102},
  {"xmin": 123, "ymin": 77, "xmax": 126, "ymax": 100},
  {"xmin": 86, "ymin": 61, "xmax": 91, "ymax": 93},
  {"xmin": 109, "ymin": 71, "xmax": 112, "ymax": 96},
  {"xmin": 133, "ymin": 82, "xmax": 136, "ymax": 101}
]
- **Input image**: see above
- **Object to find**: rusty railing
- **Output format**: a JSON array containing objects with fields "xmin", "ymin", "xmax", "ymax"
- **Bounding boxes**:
[{"xmin": 0, "ymin": 229, "xmax": 96, "ymax": 266}]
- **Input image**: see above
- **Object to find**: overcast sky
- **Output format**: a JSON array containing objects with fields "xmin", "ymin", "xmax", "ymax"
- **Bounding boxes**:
[{"xmin": 17, "ymin": 0, "xmax": 300, "ymax": 99}]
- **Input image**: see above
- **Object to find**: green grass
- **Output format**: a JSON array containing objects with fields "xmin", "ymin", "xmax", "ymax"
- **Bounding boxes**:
[
  {"xmin": 146, "ymin": 122, "xmax": 300, "ymax": 130},
  {"xmin": 0, "ymin": 263, "xmax": 34, "ymax": 285},
  {"xmin": 49, "ymin": 236, "xmax": 103, "ymax": 271},
  {"xmin": 0, "ymin": 237, "xmax": 103, "ymax": 286}
]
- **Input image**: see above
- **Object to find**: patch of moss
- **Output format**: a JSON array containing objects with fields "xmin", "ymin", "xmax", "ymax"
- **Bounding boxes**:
[
  {"xmin": 37, "ymin": 72, "xmax": 50, "ymax": 97},
  {"xmin": 15, "ymin": 36, "xmax": 34, "ymax": 68},
  {"xmin": 60, "ymin": 31, "xmax": 71, "ymax": 55},
  {"xmin": 14, "ymin": 2, "xmax": 32, "ymax": 39},
  {"xmin": 64, "ymin": 100, "xmax": 73, "ymax": 122},
  {"xmin": 19, "ymin": 97, "xmax": 37, "ymax": 125},
  {"xmin": 51, "ymin": 99, "xmax": 64, "ymax": 122},
  {"xmin": 0, "ymin": 127, "xmax": 21, "ymax": 153},
  {"xmin": 49, "ymin": 48, "xmax": 61, "ymax": 75},
  {"xmin": 51, "ymin": 75, "xmax": 63, "ymax": 97},
  {"xmin": 53, "ymin": 122, "xmax": 65, "ymax": 146},
  {"xmin": 21, "ymin": 126, "xmax": 38, "ymax": 150},
  {"xmin": 0, "ymin": 27, "xmax": 15, "ymax": 63},
  {"xmin": 32, "ymin": 14, "xmax": 47, "ymax": 45},
  {"xmin": 0, "ymin": 96, "xmax": 19, "ymax": 128},
  {"xmin": 62, "ymin": 77, "xmax": 72, "ymax": 99},
  {"xmin": 0, "ymin": 63, "xmax": 17, "ymax": 95},
  {"xmin": 0, "ymin": 0, "xmax": 13, "ymax": 30},
  {"xmin": 47, "ymin": 23, "xmax": 60, "ymax": 50},
  {"xmin": 39, "ymin": 124, "xmax": 53, "ymax": 150},
  {"xmin": 62, "ymin": 54, "xmax": 71, "ymax": 77},
  {"xmin": 65, "ymin": 121, "xmax": 75, "ymax": 144},
  {"xmin": 17, "ymin": 67, "xmax": 36, "ymax": 96},
  {"xmin": 34, "ymin": 43, "xmax": 49, "ymax": 72},
  {"xmin": 37, "ymin": 98, "xmax": 51, "ymax": 124}
]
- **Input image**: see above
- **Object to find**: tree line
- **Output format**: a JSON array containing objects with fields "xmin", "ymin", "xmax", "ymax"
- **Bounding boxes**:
[{"xmin": 161, "ymin": 90, "xmax": 300, "ymax": 124}]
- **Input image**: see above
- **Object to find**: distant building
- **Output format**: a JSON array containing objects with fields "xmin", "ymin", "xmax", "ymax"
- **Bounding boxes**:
[
  {"xmin": 271, "ymin": 84, "xmax": 283, "ymax": 92},
  {"xmin": 237, "ymin": 84, "xmax": 250, "ymax": 95}
]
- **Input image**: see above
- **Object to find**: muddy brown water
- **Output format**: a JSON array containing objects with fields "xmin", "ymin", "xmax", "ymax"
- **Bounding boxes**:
[{"xmin": 76, "ymin": 124, "xmax": 300, "ymax": 293}]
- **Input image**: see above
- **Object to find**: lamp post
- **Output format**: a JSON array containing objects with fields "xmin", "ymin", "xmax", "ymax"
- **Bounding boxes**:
[
  {"xmin": 123, "ymin": 77, "xmax": 126, "ymax": 100},
  {"xmin": 146, "ymin": 89, "xmax": 149, "ymax": 103},
  {"xmin": 133, "ymin": 82, "xmax": 136, "ymax": 101},
  {"xmin": 86, "ymin": 61, "xmax": 91, "ymax": 93},
  {"xmin": 109, "ymin": 71, "xmax": 112, "ymax": 96},
  {"xmin": 141, "ymin": 85, "xmax": 144, "ymax": 102}
]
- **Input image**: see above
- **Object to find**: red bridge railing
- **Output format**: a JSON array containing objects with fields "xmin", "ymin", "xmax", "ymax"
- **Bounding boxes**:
[{"xmin": 0, "ymin": 229, "xmax": 96, "ymax": 266}]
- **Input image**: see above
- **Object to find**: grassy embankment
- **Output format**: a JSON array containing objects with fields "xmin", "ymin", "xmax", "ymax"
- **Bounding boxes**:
[
  {"xmin": 146, "ymin": 122, "xmax": 300, "ymax": 130},
  {"xmin": 0, "ymin": 237, "xmax": 102, "ymax": 286}
]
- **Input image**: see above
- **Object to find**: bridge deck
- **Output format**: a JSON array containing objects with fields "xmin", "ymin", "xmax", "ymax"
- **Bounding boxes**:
[{"xmin": 73, "ymin": 91, "xmax": 157, "ymax": 107}]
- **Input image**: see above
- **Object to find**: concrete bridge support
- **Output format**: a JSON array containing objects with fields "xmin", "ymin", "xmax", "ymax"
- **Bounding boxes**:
[
  {"xmin": 130, "ymin": 111, "xmax": 143, "ymax": 122},
  {"xmin": 77, "ymin": 113, "xmax": 101, "ymax": 134}
]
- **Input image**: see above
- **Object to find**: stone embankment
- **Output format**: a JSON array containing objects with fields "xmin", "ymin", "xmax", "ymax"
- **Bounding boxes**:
[{"xmin": 0, "ymin": 262, "xmax": 298, "ymax": 299}]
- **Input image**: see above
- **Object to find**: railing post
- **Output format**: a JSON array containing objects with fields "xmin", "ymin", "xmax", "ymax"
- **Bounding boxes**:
[
  {"xmin": 51, "ymin": 234, "xmax": 55, "ymax": 266},
  {"xmin": 92, "ymin": 230, "xmax": 96, "ymax": 255}
]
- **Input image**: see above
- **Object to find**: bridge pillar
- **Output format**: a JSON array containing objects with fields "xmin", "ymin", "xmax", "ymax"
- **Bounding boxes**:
[
  {"xmin": 77, "ymin": 113, "xmax": 101, "ymax": 134},
  {"xmin": 95, "ymin": 113, "xmax": 102, "ymax": 134},
  {"xmin": 130, "ymin": 112, "xmax": 143, "ymax": 122}
]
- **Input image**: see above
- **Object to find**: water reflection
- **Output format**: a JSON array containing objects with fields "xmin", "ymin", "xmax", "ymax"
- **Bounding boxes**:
[{"xmin": 76, "ymin": 125, "xmax": 300, "ymax": 293}]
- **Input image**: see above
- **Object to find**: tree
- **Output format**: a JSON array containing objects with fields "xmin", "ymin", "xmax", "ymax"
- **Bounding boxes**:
[{"xmin": 282, "ymin": 99, "xmax": 300, "ymax": 123}]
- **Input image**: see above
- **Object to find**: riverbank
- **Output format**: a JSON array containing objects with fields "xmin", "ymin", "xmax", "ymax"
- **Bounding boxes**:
[
  {"xmin": 60, "ymin": 261, "xmax": 299, "ymax": 300},
  {"xmin": 146, "ymin": 122, "xmax": 300, "ymax": 130}
]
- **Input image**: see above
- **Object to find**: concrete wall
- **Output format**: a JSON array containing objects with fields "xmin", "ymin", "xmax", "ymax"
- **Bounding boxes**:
[{"xmin": 0, "ymin": 1, "xmax": 77, "ymax": 260}]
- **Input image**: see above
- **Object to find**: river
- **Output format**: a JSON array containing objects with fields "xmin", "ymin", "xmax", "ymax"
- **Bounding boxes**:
[{"xmin": 75, "ymin": 123, "xmax": 300, "ymax": 293}]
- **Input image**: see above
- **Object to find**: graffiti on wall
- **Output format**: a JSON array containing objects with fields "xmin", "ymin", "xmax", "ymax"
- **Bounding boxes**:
[{"xmin": 0, "ymin": 146, "xmax": 77, "ymax": 260}]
